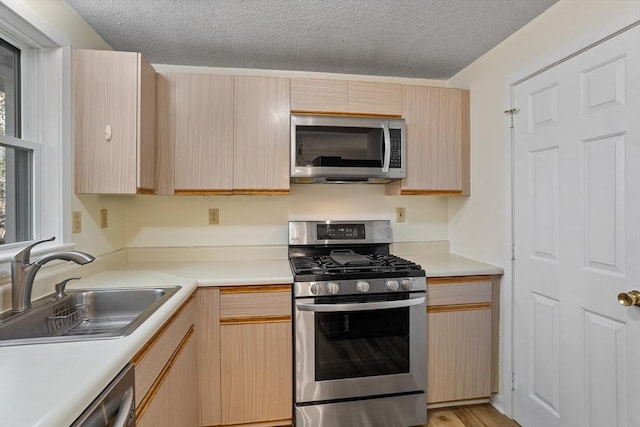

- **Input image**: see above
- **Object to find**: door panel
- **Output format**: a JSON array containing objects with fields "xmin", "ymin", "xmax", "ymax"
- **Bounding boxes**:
[
  {"xmin": 582, "ymin": 311, "xmax": 628, "ymax": 427},
  {"xmin": 582, "ymin": 134, "xmax": 625, "ymax": 274},
  {"xmin": 514, "ymin": 26, "xmax": 640, "ymax": 427},
  {"xmin": 514, "ymin": 65, "xmax": 562, "ymax": 427},
  {"xmin": 529, "ymin": 292, "xmax": 560, "ymax": 418}
]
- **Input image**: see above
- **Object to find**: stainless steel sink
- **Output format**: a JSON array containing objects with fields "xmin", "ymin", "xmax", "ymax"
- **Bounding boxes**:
[{"xmin": 0, "ymin": 286, "xmax": 181, "ymax": 346}]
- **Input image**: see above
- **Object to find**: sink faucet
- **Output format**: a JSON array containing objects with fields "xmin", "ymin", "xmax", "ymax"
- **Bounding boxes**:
[{"xmin": 11, "ymin": 237, "xmax": 95, "ymax": 312}]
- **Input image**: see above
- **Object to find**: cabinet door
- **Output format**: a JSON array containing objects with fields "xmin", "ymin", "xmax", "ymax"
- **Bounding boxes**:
[
  {"xmin": 173, "ymin": 73, "xmax": 234, "ymax": 193},
  {"xmin": 74, "ymin": 49, "xmax": 155, "ymax": 194},
  {"xmin": 137, "ymin": 331, "xmax": 198, "ymax": 427},
  {"xmin": 291, "ymin": 78, "xmax": 348, "ymax": 113},
  {"xmin": 427, "ymin": 307, "xmax": 492, "ymax": 404},
  {"xmin": 348, "ymin": 81, "xmax": 402, "ymax": 116},
  {"xmin": 218, "ymin": 285, "xmax": 292, "ymax": 425},
  {"xmin": 394, "ymin": 85, "xmax": 469, "ymax": 195},
  {"xmin": 133, "ymin": 299, "xmax": 195, "ymax": 406},
  {"xmin": 234, "ymin": 76, "xmax": 290, "ymax": 193},
  {"xmin": 137, "ymin": 57, "xmax": 157, "ymax": 192},
  {"xmin": 220, "ymin": 321, "xmax": 292, "ymax": 425},
  {"xmin": 426, "ymin": 275, "xmax": 499, "ymax": 406},
  {"xmin": 290, "ymin": 78, "xmax": 402, "ymax": 116}
]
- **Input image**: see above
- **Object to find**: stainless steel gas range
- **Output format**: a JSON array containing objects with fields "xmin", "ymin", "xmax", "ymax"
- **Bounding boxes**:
[{"xmin": 288, "ymin": 220, "xmax": 427, "ymax": 427}]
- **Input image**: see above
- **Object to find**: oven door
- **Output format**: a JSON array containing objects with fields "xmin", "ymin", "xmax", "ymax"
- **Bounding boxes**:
[{"xmin": 294, "ymin": 292, "xmax": 426, "ymax": 403}]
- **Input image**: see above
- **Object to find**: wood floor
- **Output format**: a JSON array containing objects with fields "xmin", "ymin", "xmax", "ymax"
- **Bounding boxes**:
[{"xmin": 425, "ymin": 404, "xmax": 520, "ymax": 427}]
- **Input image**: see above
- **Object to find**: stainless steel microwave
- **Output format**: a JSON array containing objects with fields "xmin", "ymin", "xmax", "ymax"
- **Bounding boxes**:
[{"xmin": 290, "ymin": 114, "xmax": 406, "ymax": 183}]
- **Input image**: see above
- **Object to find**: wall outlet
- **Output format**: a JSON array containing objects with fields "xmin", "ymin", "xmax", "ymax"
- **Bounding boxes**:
[
  {"xmin": 396, "ymin": 207, "xmax": 406, "ymax": 223},
  {"xmin": 209, "ymin": 208, "xmax": 220, "ymax": 225},
  {"xmin": 72, "ymin": 211, "xmax": 82, "ymax": 233},
  {"xmin": 100, "ymin": 208, "xmax": 108, "ymax": 229}
]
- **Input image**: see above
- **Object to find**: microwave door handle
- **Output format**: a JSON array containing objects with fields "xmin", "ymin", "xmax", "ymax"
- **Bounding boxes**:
[
  {"xmin": 296, "ymin": 296, "xmax": 425, "ymax": 312},
  {"xmin": 381, "ymin": 121, "xmax": 391, "ymax": 173}
]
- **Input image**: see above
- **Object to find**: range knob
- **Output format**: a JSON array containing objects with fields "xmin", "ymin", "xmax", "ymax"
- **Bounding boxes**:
[
  {"xmin": 327, "ymin": 282, "xmax": 340, "ymax": 295},
  {"xmin": 309, "ymin": 283, "xmax": 323, "ymax": 295},
  {"xmin": 356, "ymin": 281, "xmax": 370, "ymax": 293},
  {"xmin": 386, "ymin": 280, "xmax": 399, "ymax": 291},
  {"xmin": 401, "ymin": 279, "xmax": 413, "ymax": 290}
]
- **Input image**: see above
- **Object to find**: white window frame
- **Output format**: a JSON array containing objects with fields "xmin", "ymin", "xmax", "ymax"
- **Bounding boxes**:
[{"xmin": 0, "ymin": 2, "xmax": 73, "ymax": 275}]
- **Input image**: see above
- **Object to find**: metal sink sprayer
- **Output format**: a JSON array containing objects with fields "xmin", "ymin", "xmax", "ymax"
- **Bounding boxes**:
[{"xmin": 11, "ymin": 237, "xmax": 96, "ymax": 312}]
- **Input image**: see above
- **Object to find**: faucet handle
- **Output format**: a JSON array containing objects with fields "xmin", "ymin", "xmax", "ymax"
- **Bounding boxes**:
[
  {"xmin": 54, "ymin": 277, "xmax": 81, "ymax": 299},
  {"xmin": 12, "ymin": 237, "xmax": 56, "ymax": 264}
]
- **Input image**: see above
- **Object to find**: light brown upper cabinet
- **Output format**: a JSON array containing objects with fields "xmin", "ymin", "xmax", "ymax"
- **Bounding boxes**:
[
  {"xmin": 156, "ymin": 73, "xmax": 234, "ymax": 195},
  {"xmin": 157, "ymin": 74, "xmax": 288, "ymax": 195},
  {"xmin": 73, "ymin": 49, "xmax": 156, "ymax": 194},
  {"xmin": 291, "ymin": 78, "xmax": 402, "ymax": 116},
  {"xmin": 291, "ymin": 78, "xmax": 348, "ymax": 113},
  {"xmin": 386, "ymin": 86, "xmax": 470, "ymax": 195},
  {"xmin": 234, "ymin": 76, "xmax": 290, "ymax": 194}
]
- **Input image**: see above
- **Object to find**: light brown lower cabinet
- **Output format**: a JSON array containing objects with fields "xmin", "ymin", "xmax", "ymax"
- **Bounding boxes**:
[
  {"xmin": 197, "ymin": 285, "xmax": 293, "ymax": 427},
  {"xmin": 133, "ymin": 296, "xmax": 198, "ymax": 426},
  {"xmin": 426, "ymin": 275, "xmax": 500, "ymax": 406},
  {"xmin": 137, "ymin": 331, "xmax": 198, "ymax": 427},
  {"xmin": 220, "ymin": 322, "xmax": 292, "ymax": 425}
]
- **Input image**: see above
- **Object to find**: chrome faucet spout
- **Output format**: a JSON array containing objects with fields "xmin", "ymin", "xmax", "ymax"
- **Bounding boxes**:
[
  {"xmin": 10, "ymin": 237, "xmax": 96, "ymax": 312},
  {"xmin": 34, "ymin": 251, "xmax": 95, "ymax": 267}
]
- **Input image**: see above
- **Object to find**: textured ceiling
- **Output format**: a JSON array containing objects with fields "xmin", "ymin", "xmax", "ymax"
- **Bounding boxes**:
[{"xmin": 64, "ymin": 0, "xmax": 558, "ymax": 80}]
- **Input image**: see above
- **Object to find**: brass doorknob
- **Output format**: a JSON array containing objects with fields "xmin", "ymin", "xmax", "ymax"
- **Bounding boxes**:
[{"xmin": 618, "ymin": 290, "xmax": 640, "ymax": 306}]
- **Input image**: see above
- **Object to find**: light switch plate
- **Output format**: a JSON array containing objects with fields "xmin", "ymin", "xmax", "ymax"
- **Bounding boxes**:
[{"xmin": 396, "ymin": 207, "xmax": 406, "ymax": 223}]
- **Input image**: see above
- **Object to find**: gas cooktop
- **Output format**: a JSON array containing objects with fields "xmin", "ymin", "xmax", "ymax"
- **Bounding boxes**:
[
  {"xmin": 288, "ymin": 220, "xmax": 425, "ymax": 283},
  {"xmin": 289, "ymin": 252, "xmax": 424, "ymax": 282}
]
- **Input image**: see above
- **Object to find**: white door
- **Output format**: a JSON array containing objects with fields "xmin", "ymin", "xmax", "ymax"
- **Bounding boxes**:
[{"xmin": 513, "ymin": 25, "xmax": 640, "ymax": 427}]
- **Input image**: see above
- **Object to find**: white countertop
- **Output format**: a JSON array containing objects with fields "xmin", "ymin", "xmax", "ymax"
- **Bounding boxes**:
[
  {"xmin": 118, "ymin": 259, "xmax": 294, "ymax": 286},
  {"xmin": 0, "ymin": 252, "xmax": 501, "ymax": 426},
  {"xmin": 412, "ymin": 253, "xmax": 503, "ymax": 277},
  {"xmin": 0, "ymin": 270, "xmax": 196, "ymax": 427}
]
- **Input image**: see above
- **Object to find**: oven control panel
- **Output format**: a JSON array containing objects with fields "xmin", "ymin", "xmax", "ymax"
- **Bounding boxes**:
[{"xmin": 295, "ymin": 277, "xmax": 426, "ymax": 297}]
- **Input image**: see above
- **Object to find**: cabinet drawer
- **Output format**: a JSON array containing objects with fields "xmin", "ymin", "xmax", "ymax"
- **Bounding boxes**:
[
  {"xmin": 219, "ymin": 285, "xmax": 291, "ymax": 320},
  {"xmin": 427, "ymin": 276, "xmax": 492, "ymax": 306},
  {"xmin": 132, "ymin": 297, "xmax": 195, "ymax": 404}
]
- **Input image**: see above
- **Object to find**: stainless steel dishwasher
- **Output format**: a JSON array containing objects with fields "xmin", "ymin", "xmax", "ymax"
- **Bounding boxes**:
[{"xmin": 71, "ymin": 363, "xmax": 136, "ymax": 427}]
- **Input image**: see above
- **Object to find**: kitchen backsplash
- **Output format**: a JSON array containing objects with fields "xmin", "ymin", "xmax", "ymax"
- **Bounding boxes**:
[{"xmin": 121, "ymin": 184, "xmax": 450, "ymax": 249}]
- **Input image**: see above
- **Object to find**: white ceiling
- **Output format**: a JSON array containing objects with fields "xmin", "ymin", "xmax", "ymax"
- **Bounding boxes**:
[{"xmin": 64, "ymin": 0, "xmax": 558, "ymax": 80}]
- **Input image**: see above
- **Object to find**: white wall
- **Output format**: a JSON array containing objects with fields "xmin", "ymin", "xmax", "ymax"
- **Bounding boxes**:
[
  {"xmin": 448, "ymin": 0, "xmax": 640, "ymax": 263},
  {"xmin": 14, "ymin": 0, "xmax": 124, "ymax": 256},
  {"xmin": 447, "ymin": 0, "xmax": 640, "ymax": 415},
  {"xmin": 125, "ymin": 185, "xmax": 449, "ymax": 247},
  {"xmin": 22, "ymin": 0, "xmax": 110, "ymax": 50}
]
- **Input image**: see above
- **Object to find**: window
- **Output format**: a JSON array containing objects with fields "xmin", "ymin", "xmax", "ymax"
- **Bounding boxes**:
[
  {"xmin": 0, "ymin": 1, "xmax": 72, "ymax": 269},
  {"xmin": 0, "ymin": 38, "xmax": 33, "ymax": 245}
]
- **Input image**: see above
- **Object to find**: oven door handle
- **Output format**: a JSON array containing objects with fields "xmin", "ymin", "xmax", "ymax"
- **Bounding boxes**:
[{"xmin": 296, "ymin": 296, "xmax": 425, "ymax": 312}]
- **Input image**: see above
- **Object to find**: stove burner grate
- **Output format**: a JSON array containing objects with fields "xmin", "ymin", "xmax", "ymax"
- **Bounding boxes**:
[{"xmin": 290, "ymin": 253, "xmax": 422, "ymax": 276}]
